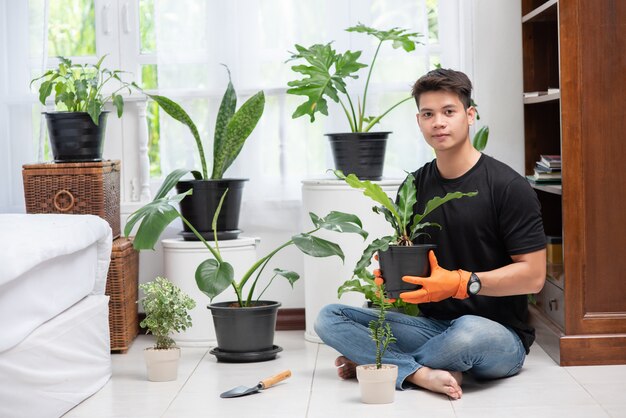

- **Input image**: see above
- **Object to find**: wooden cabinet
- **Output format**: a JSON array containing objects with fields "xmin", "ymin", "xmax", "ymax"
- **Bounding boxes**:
[{"xmin": 522, "ymin": 0, "xmax": 626, "ymax": 365}]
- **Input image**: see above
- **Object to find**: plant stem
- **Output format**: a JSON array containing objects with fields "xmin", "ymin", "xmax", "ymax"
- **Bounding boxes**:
[
  {"xmin": 363, "ymin": 96, "xmax": 413, "ymax": 132},
  {"xmin": 236, "ymin": 240, "xmax": 293, "ymax": 302},
  {"xmin": 179, "ymin": 215, "xmax": 223, "ymax": 263},
  {"xmin": 338, "ymin": 98, "xmax": 355, "ymax": 132},
  {"xmin": 359, "ymin": 40, "xmax": 383, "ymax": 131}
]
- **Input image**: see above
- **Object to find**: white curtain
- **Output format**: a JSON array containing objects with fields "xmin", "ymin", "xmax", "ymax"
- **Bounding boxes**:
[
  {"xmin": 153, "ymin": 0, "xmax": 462, "ymax": 204},
  {"xmin": 0, "ymin": 1, "xmax": 40, "ymax": 213}
]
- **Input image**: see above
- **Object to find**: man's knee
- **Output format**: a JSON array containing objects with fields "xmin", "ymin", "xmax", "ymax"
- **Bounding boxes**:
[{"xmin": 314, "ymin": 303, "xmax": 342, "ymax": 340}]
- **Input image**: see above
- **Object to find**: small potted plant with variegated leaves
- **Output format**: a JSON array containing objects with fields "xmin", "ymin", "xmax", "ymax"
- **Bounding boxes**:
[
  {"xmin": 356, "ymin": 284, "xmax": 398, "ymax": 404},
  {"xmin": 139, "ymin": 277, "xmax": 196, "ymax": 382}
]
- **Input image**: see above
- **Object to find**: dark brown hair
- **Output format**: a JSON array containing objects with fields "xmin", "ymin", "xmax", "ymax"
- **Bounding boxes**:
[{"xmin": 411, "ymin": 68, "xmax": 473, "ymax": 110}]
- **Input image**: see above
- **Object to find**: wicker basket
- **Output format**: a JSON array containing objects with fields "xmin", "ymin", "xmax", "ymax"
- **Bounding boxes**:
[
  {"xmin": 106, "ymin": 237, "xmax": 139, "ymax": 353},
  {"xmin": 22, "ymin": 160, "xmax": 121, "ymax": 238}
]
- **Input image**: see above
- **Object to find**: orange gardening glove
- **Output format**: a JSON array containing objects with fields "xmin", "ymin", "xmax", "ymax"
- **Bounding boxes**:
[
  {"xmin": 399, "ymin": 250, "xmax": 471, "ymax": 304},
  {"xmin": 373, "ymin": 254, "xmax": 396, "ymax": 303}
]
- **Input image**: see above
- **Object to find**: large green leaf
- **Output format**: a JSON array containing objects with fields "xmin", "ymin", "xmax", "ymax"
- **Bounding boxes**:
[
  {"xmin": 396, "ymin": 173, "xmax": 417, "ymax": 232},
  {"xmin": 338, "ymin": 277, "xmax": 377, "ymax": 300},
  {"xmin": 124, "ymin": 190, "xmax": 192, "ymax": 250},
  {"xmin": 153, "ymin": 168, "xmax": 201, "ymax": 201},
  {"xmin": 273, "ymin": 268, "xmax": 300, "ymax": 288},
  {"xmin": 147, "ymin": 93, "xmax": 207, "ymax": 179},
  {"xmin": 473, "ymin": 126, "xmax": 489, "ymax": 151},
  {"xmin": 372, "ymin": 206, "xmax": 400, "ymax": 237},
  {"xmin": 353, "ymin": 236, "xmax": 395, "ymax": 273},
  {"xmin": 212, "ymin": 90, "xmax": 265, "ymax": 179},
  {"xmin": 410, "ymin": 191, "xmax": 478, "ymax": 236},
  {"xmin": 346, "ymin": 23, "xmax": 423, "ymax": 52},
  {"xmin": 309, "ymin": 211, "xmax": 368, "ymax": 239},
  {"xmin": 212, "ymin": 66, "xmax": 237, "ymax": 178},
  {"xmin": 287, "ymin": 43, "xmax": 366, "ymax": 122},
  {"xmin": 195, "ymin": 258, "xmax": 235, "ymax": 301},
  {"xmin": 292, "ymin": 233, "xmax": 344, "ymax": 262},
  {"xmin": 334, "ymin": 170, "xmax": 401, "ymax": 226}
]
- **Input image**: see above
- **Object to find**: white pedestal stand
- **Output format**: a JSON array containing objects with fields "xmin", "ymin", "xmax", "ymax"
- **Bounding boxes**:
[
  {"xmin": 162, "ymin": 237, "xmax": 259, "ymax": 346},
  {"xmin": 301, "ymin": 178, "xmax": 401, "ymax": 343}
]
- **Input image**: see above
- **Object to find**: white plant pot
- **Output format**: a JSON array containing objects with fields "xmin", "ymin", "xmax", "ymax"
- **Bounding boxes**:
[
  {"xmin": 144, "ymin": 347, "xmax": 180, "ymax": 382},
  {"xmin": 356, "ymin": 364, "xmax": 398, "ymax": 404}
]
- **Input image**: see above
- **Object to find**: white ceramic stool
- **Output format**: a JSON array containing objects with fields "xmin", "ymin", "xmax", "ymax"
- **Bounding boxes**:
[{"xmin": 162, "ymin": 237, "xmax": 259, "ymax": 346}]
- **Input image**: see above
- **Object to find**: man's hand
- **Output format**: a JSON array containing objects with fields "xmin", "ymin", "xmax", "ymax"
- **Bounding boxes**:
[{"xmin": 399, "ymin": 250, "xmax": 471, "ymax": 304}]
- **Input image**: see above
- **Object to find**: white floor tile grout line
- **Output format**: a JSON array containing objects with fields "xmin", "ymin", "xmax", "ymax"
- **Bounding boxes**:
[
  {"xmin": 562, "ymin": 367, "xmax": 612, "ymax": 416},
  {"xmin": 304, "ymin": 343, "xmax": 321, "ymax": 418},
  {"xmin": 160, "ymin": 348, "xmax": 211, "ymax": 418}
]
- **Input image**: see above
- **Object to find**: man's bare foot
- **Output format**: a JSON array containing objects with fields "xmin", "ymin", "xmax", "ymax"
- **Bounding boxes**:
[
  {"xmin": 334, "ymin": 356, "xmax": 357, "ymax": 380},
  {"xmin": 406, "ymin": 366, "xmax": 463, "ymax": 399}
]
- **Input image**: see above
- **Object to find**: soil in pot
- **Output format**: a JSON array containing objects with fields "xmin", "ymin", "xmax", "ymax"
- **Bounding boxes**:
[
  {"xmin": 326, "ymin": 132, "xmax": 389, "ymax": 180},
  {"xmin": 208, "ymin": 301, "xmax": 281, "ymax": 360},
  {"xmin": 176, "ymin": 178, "xmax": 247, "ymax": 240},
  {"xmin": 378, "ymin": 244, "xmax": 437, "ymax": 299},
  {"xmin": 45, "ymin": 111, "xmax": 109, "ymax": 162},
  {"xmin": 144, "ymin": 347, "xmax": 180, "ymax": 382},
  {"xmin": 356, "ymin": 364, "xmax": 398, "ymax": 404}
]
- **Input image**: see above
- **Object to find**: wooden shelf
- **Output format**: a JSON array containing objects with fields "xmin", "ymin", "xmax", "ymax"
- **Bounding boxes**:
[
  {"xmin": 523, "ymin": 91, "xmax": 560, "ymax": 104},
  {"xmin": 522, "ymin": 0, "xmax": 558, "ymax": 23}
]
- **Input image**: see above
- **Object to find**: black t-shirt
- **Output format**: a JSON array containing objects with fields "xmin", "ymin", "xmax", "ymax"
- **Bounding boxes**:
[{"xmin": 409, "ymin": 154, "xmax": 546, "ymax": 353}]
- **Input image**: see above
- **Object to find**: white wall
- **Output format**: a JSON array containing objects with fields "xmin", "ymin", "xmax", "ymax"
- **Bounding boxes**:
[{"xmin": 464, "ymin": 0, "xmax": 525, "ymax": 174}]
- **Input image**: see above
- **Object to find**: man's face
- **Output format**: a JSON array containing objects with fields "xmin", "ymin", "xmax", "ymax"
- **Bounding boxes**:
[{"xmin": 416, "ymin": 90, "xmax": 475, "ymax": 153}]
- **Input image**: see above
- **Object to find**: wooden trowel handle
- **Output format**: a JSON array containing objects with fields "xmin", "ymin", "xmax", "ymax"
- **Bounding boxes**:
[{"xmin": 260, "ymin": 370, "xmax": 292, "ymax": 389}]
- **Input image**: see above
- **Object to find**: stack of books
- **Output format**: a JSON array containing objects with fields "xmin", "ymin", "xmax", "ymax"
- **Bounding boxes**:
[{"xmin": 526, "ymin": 154, "xmax": 561, "ymax": 184}]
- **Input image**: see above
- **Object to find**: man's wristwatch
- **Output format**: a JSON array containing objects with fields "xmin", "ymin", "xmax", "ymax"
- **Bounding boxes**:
[{"xmin": 468, "ymin": 272, "xmax": 482, "ymax": 296}]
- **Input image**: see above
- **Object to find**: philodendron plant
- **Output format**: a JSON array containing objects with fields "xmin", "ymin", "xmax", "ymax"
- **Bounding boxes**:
[
  {"xmin": 125, "ymin": 187, "xmax": 367, "ymax": 307},
  {"xmin": 137, "ymin": 65, "xmax": 264, "ymax": 188},
  {"xmin": 287, "ymin": 23, "xmax": 423, "ymax": 132},
  {"xmin": 334, "ymin": 170, "xmax": 477, "ymax": 310}
]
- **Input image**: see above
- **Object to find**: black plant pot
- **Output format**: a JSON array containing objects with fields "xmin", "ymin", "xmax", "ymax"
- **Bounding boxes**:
[
  {"xmin": 378, "ymin": 244, "xmax": 437, "ymax": 299},
  {"xmin": 326, "ymin": 132, "xmax": 389, "ymax": 180},
  {"xmin": 176, "ymin": 178, "xmax": 247, "ymax": 241},
  {"xmin": 208, "ymin": 301, "xmax": 282, "ymax": 362},
  {"xmin": 45, "ymin": 111, "xmax": 108, "ymax": 162}
]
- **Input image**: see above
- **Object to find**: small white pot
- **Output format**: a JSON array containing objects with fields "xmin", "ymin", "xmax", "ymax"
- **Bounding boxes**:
[
  {"xmin": 144, "ymin": 347, "xmax": 180, "ymax": 382},
  {"xmin": 356, "ymin": 364, "xmax": 398, "ymax": 404}
]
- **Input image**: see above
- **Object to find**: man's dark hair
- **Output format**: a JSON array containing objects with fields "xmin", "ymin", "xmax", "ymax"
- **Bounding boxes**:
[{"xmin": 411, "ymin": 68, "xmax": 473, "ymax": 110}]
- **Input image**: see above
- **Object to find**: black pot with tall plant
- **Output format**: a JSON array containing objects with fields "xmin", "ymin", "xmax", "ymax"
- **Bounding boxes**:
[
  {"xmin": 125, "ymin": 187, "xmax": 368, "ymax": 361},
  {"xmin": 287, "ymin": 24, "xmax": 423, "ymax": 180},
  {"xmin": 31, "ymin": 56, "xmax": 132, "ymax": 162},
  {"xmin": 139, "ymin": 65, "xmax": 265, "ymax": 240},
  {"xmin": 334, "ymin": 170, "xmax": 477, "ymax": 306}
]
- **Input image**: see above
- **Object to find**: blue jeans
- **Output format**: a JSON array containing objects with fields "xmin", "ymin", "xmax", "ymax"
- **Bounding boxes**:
[{"xmin": 314, "ymin": 304, "xmax": 526, "ymax": 390}]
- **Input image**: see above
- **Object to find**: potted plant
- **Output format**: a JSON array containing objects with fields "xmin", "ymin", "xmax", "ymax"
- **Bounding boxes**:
[
  {"xmin": 136, "ymin": 65, "xmax": 265, "ymax": 240},
  {"xmin": 334, "ymin": 170, "xmax": 477, "ymax": 300},
  {"xmin": 356, "ymin": 284, "xmax": 398, "ymax": 404},
  {"xmin": 287, "ymin": 23, "xmax": 423, "ymax": 180},
  {"xmin": 30, "ymin": 55, "xmax": 132, "ymax": 162},
  {"xmin": 125, "ymin": 187, "xmax": 367, "ymax": 361},
  {"xmin": 139, "ymin": 276, "xmax": 196, "ymax": 382}
]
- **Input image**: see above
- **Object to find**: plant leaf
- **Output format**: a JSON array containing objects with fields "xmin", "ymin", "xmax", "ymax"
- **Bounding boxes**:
[
  {"xmin": 410, "ymin": 191, "xmax": 478, "ymax": 236},
  {"xmin": 273, "ymin": 268, "xmax": 300, "ymax": 287},
  {"xmin": 124, "ymin": 190, "xmax": 192, "ymax": 250},
  {"xmin": 309, "ymin": 211, "xmax": 368, "ymax": 239},
  {"xmin": 292, "ymin": 233, "xmax": 344, "ymax": 262},
  {"xmin": 212, "ymin": 90, "xmax": 265, "ymax": 179},
  {"xmin": 195, "ymin": 258, "xmax": 234, "ymax": 301},
  {"xmin": 212, "ymin": 66, "xmax": 237, "ymax": 178},
  {"xmin": 408, "ymin": 222, "xmax": 441, "ymax": 241},
  {"xmin": 473, "ymin": 126, "xmax": 489, "ymax": 151},
  {"xmin": 396, "ymin": 173, "xmax": 417, "ymax": 233},
  {"xmin": 354, "ymin": 235, "xmax": 395, "ymax": 273},
  {"xmin": 112, "ymin": 93, "xmax": 124, "ymax": 117},
  {"xmin": 147, "ymin": 93, "xmax": 206, "ymax": 179},
  {"xmin": 345, "ymin": 23, "xmax": 423, "ymax": 52},
  {"xmin": 338, "ymin": 277, "xmax": 377, "ymax": 300}
]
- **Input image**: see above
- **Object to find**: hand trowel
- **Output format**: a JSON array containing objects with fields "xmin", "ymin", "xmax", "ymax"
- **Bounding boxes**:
[{"xmin": 220, "ymin": 370, "xmax": 292, "ymax": 398}]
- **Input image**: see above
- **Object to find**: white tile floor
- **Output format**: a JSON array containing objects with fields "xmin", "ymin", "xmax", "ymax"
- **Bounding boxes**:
[{"xmin": 64, "ymin": 332, "xmax": 626, "ymax": 418}]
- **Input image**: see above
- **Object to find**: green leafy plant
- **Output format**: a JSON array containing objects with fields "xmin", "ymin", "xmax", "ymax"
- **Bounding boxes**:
[
  {"xmin": 470, "ymin": 98, "xmax": 489, "ymax": 151},
  {"xmin": 136, "ymin": 65, "xmax": 264, "ymax": 183},
  {"xmin": 125, "ymin": 187, "xmax": 368, "ymax": 308},
  {"xmin": 30, "ymin": 55, "xmax": 131, "ymax": 125},
  {"xmin": 369, "ymin": 284, "xmax": 397, "ymax": 369},
  {"xmin": 334, "ymin": 170, "xmax": 477, "ymax": 309},
  {"xmin": 139, "ymin": 276, "xmax": 196, "ymax": 350},
  {"xmin": 287, "ymin": 23, "xmax": 423, "ymax": 132}
]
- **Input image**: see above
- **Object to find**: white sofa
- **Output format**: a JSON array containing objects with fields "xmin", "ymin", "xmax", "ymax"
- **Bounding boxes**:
[{"xmin": 0, "ymin": 214, "xmax": 113, "ymax": 418}]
